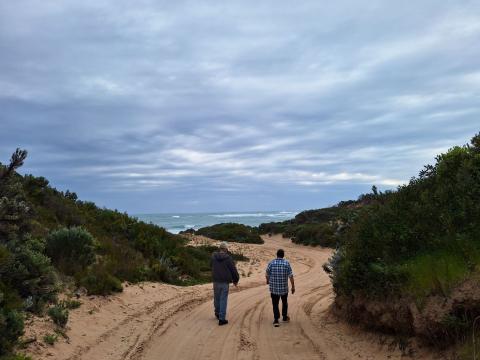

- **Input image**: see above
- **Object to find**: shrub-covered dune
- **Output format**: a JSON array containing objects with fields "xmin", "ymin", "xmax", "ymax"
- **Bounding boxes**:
[
  {"xmin": 0, "ymin": 149, "xmax": 228, "ymax": 358},
  {"xmin": 259, "ymin": 200, "xmax": 366, "ymax": 248},
  {"xmin": 191, "ymin": 223, "xmax": 264, "ymax": 244},
  {"xmin": 328, "ymin": 134, "xmax": 480, "ymax": 349}
]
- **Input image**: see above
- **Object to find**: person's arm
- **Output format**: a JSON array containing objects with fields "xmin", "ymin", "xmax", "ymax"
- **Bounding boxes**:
[
  {"xmin": 227, "ymin": 257, "xmax": 240, "ymax": 286},
  {"xmin": 287, "ymin": 262, "xmax": 295, "ymax": 294},
  {"xmin": 265, "ymin": 262, "xmax": 271, "ymax": 284}
]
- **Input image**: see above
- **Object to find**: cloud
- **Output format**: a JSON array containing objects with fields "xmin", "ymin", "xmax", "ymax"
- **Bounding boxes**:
[{"xmin": 0, "ymin": 0, "xmax": 479, "ymax": 212}]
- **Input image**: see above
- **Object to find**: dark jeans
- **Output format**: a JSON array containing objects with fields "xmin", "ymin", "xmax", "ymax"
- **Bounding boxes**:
[
  {"xmin": 213, "ymin": 282, "xmax": 229, "ymax": 321},
  {"xmin": 271, "ymin": 293, "xmax": 288, "ymax": 320}
]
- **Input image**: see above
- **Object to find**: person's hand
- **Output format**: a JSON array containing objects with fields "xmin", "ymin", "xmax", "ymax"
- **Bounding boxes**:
[{"xmin": 291, "ymin": 286, "xmax": 295, "ymax": 294}]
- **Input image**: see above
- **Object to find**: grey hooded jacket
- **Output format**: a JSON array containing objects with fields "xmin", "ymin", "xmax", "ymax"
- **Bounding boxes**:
[{"xmin": 211, "ymin": 251, "xmax": 240, "ymax": 284}]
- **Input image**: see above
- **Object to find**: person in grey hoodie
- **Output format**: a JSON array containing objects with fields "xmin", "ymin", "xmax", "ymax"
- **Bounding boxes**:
[{"xmin": 211, "ymin": 242, "xmax": 239, "ymax": 325}]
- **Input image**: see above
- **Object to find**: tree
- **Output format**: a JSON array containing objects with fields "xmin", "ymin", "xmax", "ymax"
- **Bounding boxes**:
[{"xmin": 0, "ymin": 148, "xmax": 27, "ymax": 180}]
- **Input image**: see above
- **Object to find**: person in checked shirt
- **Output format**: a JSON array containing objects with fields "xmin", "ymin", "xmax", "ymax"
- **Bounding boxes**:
[{"xmin": 265, "ymin": 249, "xmax": 295, "ymax": 327}]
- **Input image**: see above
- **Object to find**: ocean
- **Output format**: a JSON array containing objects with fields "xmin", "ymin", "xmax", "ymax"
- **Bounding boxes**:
[{"xmin": 135, "ymin": 211, "xmax": 298, "ymax": 234}]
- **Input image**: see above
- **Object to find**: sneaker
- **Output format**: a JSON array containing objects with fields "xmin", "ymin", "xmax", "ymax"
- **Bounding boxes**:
[
  {"xmin": 219, "ymin": 319, "xmax": 229, "ymax": 326},
  {"xmin": 273, "ymin": 319, "xmax": 280, "ymax": 327},
  {"xmin": 282, "ymin": 316, "xmax": 290, "ymax": 322}
]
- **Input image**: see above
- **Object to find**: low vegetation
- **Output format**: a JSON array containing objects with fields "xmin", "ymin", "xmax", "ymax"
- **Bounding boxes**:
[
  {"xmin": 42, "ymin": 334, "xmax": 58, "ymax": 346},
  {"xmin": 259, "ymin": 199, "xmax": 365, "ymax": 248},
  {"xmin": 47, "ymin": 304, "xmax": 69, "ymax": 328},
  {"xmin": 192, "ymin": 223, "xmax": 264, "ymax": 244}
]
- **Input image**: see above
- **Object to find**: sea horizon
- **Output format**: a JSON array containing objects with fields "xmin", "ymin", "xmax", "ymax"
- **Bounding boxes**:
[{"xmin": 136, "ymin": 211, "xmax": 298, "ymax": 234}]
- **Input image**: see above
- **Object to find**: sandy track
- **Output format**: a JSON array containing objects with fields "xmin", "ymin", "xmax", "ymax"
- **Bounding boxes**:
[{"xmin": 26, "ymin": 235, "xmax": 439, "ymax": 360}]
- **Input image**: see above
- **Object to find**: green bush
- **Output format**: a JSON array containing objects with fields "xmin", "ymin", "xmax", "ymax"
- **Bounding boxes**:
[
  {"xmin": 46, "ymin": 227, "xmax": 96, "ymax": 275},
  {"xmin": 0, "ymin": 306, "xmax": 24, "ymax": 356},
  {"xmin": 293, "ymin": 223, "xmax": 336, "ymax": 247},
  {"xmin": 0, "ymin": 283, "xmax": 24, "ymax": 355},
  {"xmin": 258, "ymin": 204, "xmax": 360, "ymax": 249},
  {"xmin": 60, "ymin": 299, "xmax": 82, "ymax": 310},
  {"xmin": 47, "ymin": 304, "xmax": 69, "ymax": 327},
  {"xmin": 1, "ymin": 238, "xmax": 57, "ymax": 313},
  {"xmin": 195, "ymin": 223, "xmax": 263, "ymax": 244},
  {"xmin": 149, "ymin": 257, "xmax": 179, "ymax": 283},
  {"xmin": 43, "ymin": 333, "xmax": 58, "ymax": 345},
  {"xmin": 0, "ymin": 354, "xmax": 32, "ymax": 360},
  {"xmin": 78, "ymin": 263, "xmax": 123, "ymax": 295}
]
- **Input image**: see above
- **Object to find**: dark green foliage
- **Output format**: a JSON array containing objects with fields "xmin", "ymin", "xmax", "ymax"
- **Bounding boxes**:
[
  {"xmin": 47, "ymin": 304, "xmax": 69, "ymax": 327},
  {"xmin": 1, "ymin": 237, "xmax": 57, "ymax": 313},
  {"xmin": 0, "ymin": 149, "xmax": 27, "ymax": 181},
  {"xmin": 292, "ymin": 223, "xmax": 336, "ymax": 247},
  {"xmin": 60, "ymin": 299, "xmax": 81, "ymax": 310},
  {"xmin": 77, "ymin": 263, "xmax": 123, "ymax": 295},
  {"xmin": 195, "ymin": 223, "xmax": 263, "ymax": 244},
  {"xmin": 46, "ymin": 227, "xmax": 96, "ymax": 275},
  {"xmin": 0, "ymin": 280, "xmax": 24, "ymax": 355},
  {"xmin": 149, "ymin": 256, "xmax": 180, "ymax": 283},
  {"xmin": 259, "ymin": 202, "xmax": 361, "ymax": 248},
  {"xmin": 294, "ymin": 208, "xmax": 342, "ymax": 224},
  {"xmin": 0, "ymin": 354, "xmax": 32, "ymax": 360},
  {"xmin": 258, "ymin": 221, "xmax": 298, "ymax": 238},
  {"xmin": 0, "ymin": 300, "xmax": 24, "ymax": 355},
  {"xmin": 42, "ymin": 333, "xmax": 58, "ymax": 345},
  {"xmin": 331, "ymin": 133, "xmax": 480, "ymax": 300}
]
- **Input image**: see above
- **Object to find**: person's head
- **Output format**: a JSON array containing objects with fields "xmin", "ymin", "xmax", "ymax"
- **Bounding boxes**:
[
  {"xmin": 219, "ymin": 242, "xmax": 228, "ymax": 252},
  {"xmin": 277, "ymin": 249, "xmax": 285, "ymax": 258}
]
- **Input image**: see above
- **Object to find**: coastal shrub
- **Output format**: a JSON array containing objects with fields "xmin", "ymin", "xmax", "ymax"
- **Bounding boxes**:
[
  {"xmin": 60, "ymin": 299, "xmax": 82, "ymax": 309},
  {"xmin": 42, "ymin": 333, "xmax": 58, "ymax": 346},
  {"xmin": 0, "ymin": 306, "xmax": 24, "ymax": 356},
  {"xmin": 46, "ymin": 227, "xmax": 96, "ymax": 275},
  {"xmin": 149, "ymin": 256, "xmax": 179, "ymax": 283},
  {"xmin": 78, "ymin": 263, "xmax": 123, "ymax": 295},
  {"xmin": 293, "ymin": 223, "xmax": 336, "ymax": 247},
  {"xmin": 0, "ymin": 282, "xmax": 24, "ymax": 355},
  {"xmin": 258, "ymin": 221, "xmax": 293, "ymax": 235},
  {"xmin": 331, "ymin": 133, "xmax": 480, "ymax": 301},
  {"xmin": 195, "ymin": 223, "xmax": 263, "ymax": 244},
  {"xmin": 47, "ymin": 304, "xmax": 69, "ymax": 327},
  {"xmin": 0, "ymin": 354, "xmax": 32, "ymax": 360},
  {"xmin": 258, "ymin": 203, "xmax": 360, "ymax": 249},
  {"xmin": 1, "ymin": 237, "xmax": 57, "ymax": 313}
]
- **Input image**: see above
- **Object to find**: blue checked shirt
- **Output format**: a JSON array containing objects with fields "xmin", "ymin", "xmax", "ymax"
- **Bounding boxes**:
[{"xmin": 266, "ymin": 258, "xmax": 293, "ymax": 295}]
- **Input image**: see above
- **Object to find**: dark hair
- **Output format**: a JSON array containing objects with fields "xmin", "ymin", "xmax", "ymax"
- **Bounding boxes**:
[{"xmin": 277, "ymin": 249, "xmax": 285, "ymax": 258}]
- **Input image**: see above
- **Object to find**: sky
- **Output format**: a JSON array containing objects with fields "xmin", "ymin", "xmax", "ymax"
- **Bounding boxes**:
[{"xmin": 0, "ymin": 1, "xmax": 479, "ymax": 213}]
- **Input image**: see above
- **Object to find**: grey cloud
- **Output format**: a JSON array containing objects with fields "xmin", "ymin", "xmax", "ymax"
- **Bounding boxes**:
[{"xmin": 0, "ymin": 0, "xmax": 479, "ymax": 212}]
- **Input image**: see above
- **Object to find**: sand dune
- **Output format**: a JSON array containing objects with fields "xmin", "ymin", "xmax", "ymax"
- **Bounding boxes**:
[{"xmin": 25, "ymin": 235, "xmax": 440, "ymax": 360}]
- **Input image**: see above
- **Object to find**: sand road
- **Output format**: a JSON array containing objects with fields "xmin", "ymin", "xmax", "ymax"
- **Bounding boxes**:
[
  {"xmin": 140, "ymin": 234, "xmax": 332, "ymax": 360},
  {"xmin": 26, "ymin": 235, "xmax": 438, "ymax": 360}
]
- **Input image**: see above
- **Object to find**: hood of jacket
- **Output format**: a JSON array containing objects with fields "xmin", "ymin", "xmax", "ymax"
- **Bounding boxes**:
[{"xmin": 213, "ymin": 251, "xmax": 230, "ymax": 262}]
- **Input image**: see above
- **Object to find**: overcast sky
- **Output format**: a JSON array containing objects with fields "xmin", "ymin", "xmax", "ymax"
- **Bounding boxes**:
[{"xmin": 1, "ymin": 1, "xmax": 479, "ymax": 213}]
